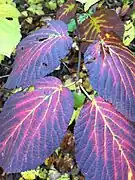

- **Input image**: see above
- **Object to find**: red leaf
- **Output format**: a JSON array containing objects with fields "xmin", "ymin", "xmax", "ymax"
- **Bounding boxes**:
[
  {"xmin": 84, "ymin": 32, "xmax": 135, "ymax": 122},
  {"xmin": 0, "ymin": 77, "xmax": 74, "ymax": 173},
  {"xmin": 79, "ymin": 9, "xmax": 124, "ymax": 52},
  {"xmin": 56, "ymin": 0, "xmax": 77, "ymax": 23},
  {"xmin": 75, "ymin": 97, "xmax": 135, "ymax": 179},
  {"xmin": 79, "ymin": 9, "xmax": 124, "ymax": 41},
  {"xmin": 5, "ymin": 20, "xmax": 73, "ymax": 89}
]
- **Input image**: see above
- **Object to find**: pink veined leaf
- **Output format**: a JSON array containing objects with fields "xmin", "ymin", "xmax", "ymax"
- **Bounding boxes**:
[
  {"xmin": 0, "ymin": 77, "xmax": 74, "ymax": 173},
  {"xmin": 5, "ymin": 20, "xmax": 73, "ymax": 89},
  {"xmin": 74, "ymin": 96, "xmax": 135, "ymax": 180},
  {"xmin": 84, "ymin": 32, "xmax": 135, "ymax": 122}
]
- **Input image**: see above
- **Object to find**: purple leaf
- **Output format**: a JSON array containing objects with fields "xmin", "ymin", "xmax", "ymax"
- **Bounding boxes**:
[
  {"xmin": 5, "ymin": 20, "xmax": 73, "ymax": 89},
  {"xmin": 84, "ymin": 32, "xmax": 135, "ymax": 122},
  {"xmin": 75, "ymin": 96, "xmax": 135, "ymax": 179},
  {"xmin": 0, "ymin": 77, "xmax": 74, "ymax": 173}
]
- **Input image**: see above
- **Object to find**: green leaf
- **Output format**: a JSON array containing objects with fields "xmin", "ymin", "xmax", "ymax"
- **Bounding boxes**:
[
  {"xmin": 123, "ymin": 20, "xmax": 135, "ymax": 46},
  {"xmin": 68, "ymin": 18, "xmax": 76, "ymax": 32},
  {"xmin": 78, "ymin": 10, "xmax": 93, "ymax": 23},
  {"xmin": 0, "ymin": 0, "xmax": 13, "ymax": 4},
  {"xmin": 58, "ymin": 174, "xmax": 70, "ymax": 180},
  {"xmin": 69, "ymin": 107, "xmax": 82, "ymax": 125},
  {"xmin": 131, "ymin": 11, "xmax": 135, "ymax": 23},
  {"xmin": 0, "ymin": 3, "xmax": 20, "ymax": 18},
  {"xmin": 73, "ymin": 91, "xmax": 86, "ymax": 108},
  {"xmin": 45, "ymin": 1, "xmax": 57, "ymax": 10},
  {"xmin": 28, "ymin": 0, "xmax": 44, "ymax": 4},
  {"xmin": 21, "ymin": 170, "xmax": 38, "ymax": 180},
  {"xmin": 0, "ymin": 3, "xmax": 21, "ymax": 57},
  {"xmin": 27, "ymin": 4, "xmax": 44, "ymax": 15},
  {"xmin": 0, "ymin": 18, "xmax": 21, "ymax": 57}
]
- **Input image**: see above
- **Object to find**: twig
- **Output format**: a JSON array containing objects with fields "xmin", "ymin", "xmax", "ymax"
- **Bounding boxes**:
[
  {"xmin": 0, "ymin": 87, "xmax": 13, "ymax": 94},
  {"xmin": 56, "ymin": 0, "xmax": 59, "ymax": 9},
  {"xmin": 76, "ymin": 49, "xmax": 81, "ymax": 81},
  {"xmin": 0, "ymin": 75, "xmax": 9, "ymax": 79},
  {"xmin": 74, "ymin": 15, "xmax": 82, "ymax": 82},
  {"xmin": 62, "ymin": 61, "xmax": 71, "ymax": 73},
  {"xmin": 80, "ymin": 85, "xmax": 93, "ymax": 101}
]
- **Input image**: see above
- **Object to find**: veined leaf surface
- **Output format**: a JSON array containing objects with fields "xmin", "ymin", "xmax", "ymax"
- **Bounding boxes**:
[
  {"xmin": 0, "ymin": 77, "xmax": 74, "ymax": 173},
  {"xmin": 56, "ymin": 0, "xmax": 77, "ymax": 23},
  {"xmin": 84, "ymin": 32, "xmax": 135, "ymax": 122},
  {"xmin": 75, "ymin": 96, "xmax": 135, "ymax": 179},
  {"xmin": 78, "ymin": 9, "xmax": 124, "ymax": 42},
  {"xmin": 5, "ymin": 20, "xmax": 73, "ymax": 89}
]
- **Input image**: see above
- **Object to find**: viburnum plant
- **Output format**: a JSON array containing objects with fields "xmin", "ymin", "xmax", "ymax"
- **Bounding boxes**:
[{"xmin": 0, "ymin": 0, "xmax": 135, "ymax": 179}]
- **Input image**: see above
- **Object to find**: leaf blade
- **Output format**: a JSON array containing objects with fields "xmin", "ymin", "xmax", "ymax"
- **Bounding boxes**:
[
  {"xmin": 5, "ymin": 20, "xmax": 73, "ymax": 89},
  {"xmin": 0, "ymin": 18, "xmax": 21, "ymax": 57},
  {"xmin": 84, "ymin": 32, "xmax": 135, "ymax": 122},
  {"xmin": 75, "ymin": 97, "xmax": 135, "ymax": 179},
  {"xmin": 0, "ymin": 3, "xmax": 20, "ymax": 18},
  {"xmin": 0, "ymin": 77, "xmax": 74, "ymax": 173},
  {"xmin": 78, "ymin": 9, "xmax": 124, "ymax": 52}
]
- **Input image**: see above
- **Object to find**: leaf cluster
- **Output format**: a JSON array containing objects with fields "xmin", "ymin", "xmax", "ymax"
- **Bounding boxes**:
[{"xmin": 0, "ymin": 0, "xmax": 135, "ymax": 179}]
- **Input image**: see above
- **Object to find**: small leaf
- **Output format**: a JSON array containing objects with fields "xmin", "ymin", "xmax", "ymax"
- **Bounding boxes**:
[
  {"xmin": 27, "ymin": 4, "xmax": 44, "ymax": 15},
  {"xmin": 78, "ymin": 10, "xmax": 93, "ymax": 23},
  {"xmin": 28, "ymin": 0, "xmax": 44, "ymax": 4},
  {"xmin": 0, "ymin": 77, "xmax": 74, "ymax": 173},
  {"xmin": 123, "ymin": 20, "xmax": 135, "ymax": 46},
  {"xmin": 5, "ymin": 20, "xmax": 73, "ymax": 89},
  {"xmin": 73, "ymin": 91, "xmax": 86, "ymax": 108},
  {"xmin": 21, "ymin": 170, "xmax": 38, "ymax": 180},
  {"xmin": 84, "ymin": 32, "xmax": 135, "ymax": 122},
  {"xmin": 68, "ymin": 18, "xmax": 76, "ymax": 32},
  {"xmin": 75, "ymin": 96, "xmax": 135, "ymax": 179},
  {"xmin": 69, "ymin": 107, "xmax": 82, "ymax": 125},
  {"xmin": 45, "ymin": 1, "xmax": 57, "ymax": 10},
  {"xmin": 0, "ymin": 0, "xmax": 13, "ymax": 4},
  {"xmin": 56, "ymin": 0, "xmax": 77, "ymax": 23}
]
